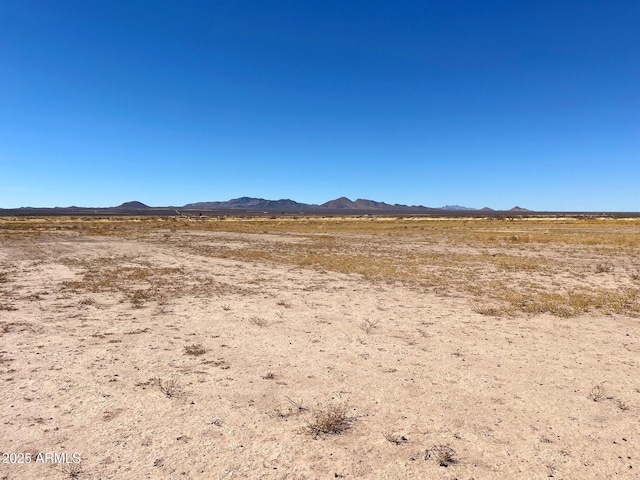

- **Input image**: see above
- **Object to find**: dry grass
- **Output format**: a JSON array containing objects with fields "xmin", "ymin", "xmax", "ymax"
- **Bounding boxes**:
[
  {"xmin": 2, "ymin": 216, "xmax": 639, "ymax": 318},
  {"xmin": 249, "ymin": 316, "xmax": 268, "ymax": 327}
]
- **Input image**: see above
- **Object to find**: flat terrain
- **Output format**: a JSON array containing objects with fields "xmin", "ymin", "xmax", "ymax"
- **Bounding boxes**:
[{"xmin": 1, "ymin": 216, "xmax": 639, "ymax": 479}]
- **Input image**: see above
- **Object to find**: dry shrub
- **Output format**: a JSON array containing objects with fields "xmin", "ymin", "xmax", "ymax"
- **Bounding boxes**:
[
  {"xmin": 425, "ymin": 444, "xmax": 457, "ymax": 466},
  {"xmin": 361, "ymin": 318, "xmax": 379, "ymax": 334},
  {"xmin": 595, "ymin": 262, "xmax": 614, "ymax": 273},
  {"xmin": 156, "ymin": 377, "xmax": 181, "ymax": 398},
  {"xmin": 184, "ymin": 344, "xmax": 206, "ymax": 356},
  {"xmin": 129, "ymin": 289, "xmax": 151, "ymax": 308},
  {"xmin": 249, "ymin": 316, "xmax": 267, "ymax": 327},
  {"xmin": 588, "ymin": 384, "xmax": 607, "ymax": 402},
  {"xmin": 305, "ymin": 403, "xmax": 351, "ymax": 436}
]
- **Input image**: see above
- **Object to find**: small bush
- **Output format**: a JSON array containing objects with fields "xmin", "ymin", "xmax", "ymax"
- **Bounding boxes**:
[
  {"xmin": 184, "ymin": 344, "xmax": 206, "ymax": 356},
  {"xmin": 425, "ymin": 444, "xmax": 457, "ymax": 466},
  {"xmin": 156, "ymin": 377, "xmax": 181, "ymax": 398},
  {"xmin": 595, "ymin": 262, "xmax": 614, "ymax": 274},
  {"xmin": 588, "ymin": 384, "xmax": 607, "ymax": 402},
  {"xmin": 305, "ymin": 403, "xmax": 351, "ymax": 436}
]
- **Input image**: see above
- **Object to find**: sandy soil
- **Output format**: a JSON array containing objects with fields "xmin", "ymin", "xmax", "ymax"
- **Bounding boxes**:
[{"xmin": 1, "ymin": 220, "xmax": 638, "ymax": 479}]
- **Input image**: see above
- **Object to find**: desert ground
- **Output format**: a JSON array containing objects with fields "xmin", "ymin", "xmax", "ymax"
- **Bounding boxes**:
[{"xmin": 1, "ymin": 215, "xmax": 638, "ymax": 479}]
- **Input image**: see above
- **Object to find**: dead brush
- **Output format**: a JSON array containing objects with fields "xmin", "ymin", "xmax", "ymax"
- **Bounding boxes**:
[
  {"xmin": 129, "ymin": 289, "xmax": 151, "ymax": 308},
  {"xmin": 155, "ymin": 377, "xmax": 181, "ymax": 398},
  {"xmin": 78, "ymin": 297, "xmax": 96, "ymax": 306},
  {"xmin": 360, "ymin": 318, "xmax": 380, "ymax": 334},
  {"xmin": 595, "ymin": 262, "xmax": 614, "ymax": 274},
  {"xmin": 588, "ymin": 384, "xmax": 608, "ymax": 402},
  {"xmin": 271, "ymin": 396, "xmax": 307, "ymax": 419},
  {"xmin": 383, "ymin": 431, "xmax": 407, "ymax": 445},
  {"xmin": 249, "ymin": 316, "xmax": 267, "ymax": 327},
  {"xmin": 304, "ymin": 402, "xmax": 352, "ymax": 436},
  {"xmin": 470, "ymin": 301, "xmax": 504, "ymax": 316},
  {"xmin": 184, "ymin": 344, "xmax": 206, "ymax": 356},
  {"xmin": 425, "ymin": 444, "xmax": 458, "ymax": 466},
  {"xmin": 61, "ymin": 463, "xmax": 83, "ymax": 478}
]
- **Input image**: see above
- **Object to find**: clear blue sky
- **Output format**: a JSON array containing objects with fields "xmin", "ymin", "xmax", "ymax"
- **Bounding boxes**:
[{"xmin": 1, "ymin": 1, "xmax": 638, "ymax": 211}]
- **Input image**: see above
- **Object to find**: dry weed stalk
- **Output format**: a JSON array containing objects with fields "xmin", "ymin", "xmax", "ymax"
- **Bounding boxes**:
[
  {"xmin": 361, "ymin": 318, "xmax": 380, "ymax": 334},
  {"xmin": 383, "ymin": 432, "xmax": 407, "ymax": 445}
]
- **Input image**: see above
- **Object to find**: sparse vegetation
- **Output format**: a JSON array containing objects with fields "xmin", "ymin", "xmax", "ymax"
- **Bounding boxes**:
[{"xmin": 0, "ymin": 215, "xmax": 639, "ymax": 478}]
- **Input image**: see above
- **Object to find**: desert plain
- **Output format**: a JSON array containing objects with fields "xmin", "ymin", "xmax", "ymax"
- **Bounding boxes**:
[{"xmin": 0, "ymin": 215, "xmax": 639, "ymax": 479}]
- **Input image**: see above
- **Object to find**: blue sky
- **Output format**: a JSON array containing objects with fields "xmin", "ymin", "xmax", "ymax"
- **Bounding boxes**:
[{"xmin": 1, "ymin": 1, "xmax": 638, "ymax": 211}]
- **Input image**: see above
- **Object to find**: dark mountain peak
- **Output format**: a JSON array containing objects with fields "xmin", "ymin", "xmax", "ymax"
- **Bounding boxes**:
[
  {"xmin": 509, "ymin": 206, "xmax": 531, "ymax": 212},
  {"xmin": 321, "ymin": 197, "xmax": 356, "ymax": 208},
  {"xmin": 115, "ymin": 201, "xmax": 150, "ymax": 209},
  {"xmin": 480, "ymin": 207, "xmax": 495, "ymax": 211}
]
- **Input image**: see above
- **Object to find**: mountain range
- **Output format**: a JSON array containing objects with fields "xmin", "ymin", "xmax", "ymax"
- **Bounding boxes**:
[{"xmin": 120, "ymin": 197, "xmax": 528, "ymax": 212}]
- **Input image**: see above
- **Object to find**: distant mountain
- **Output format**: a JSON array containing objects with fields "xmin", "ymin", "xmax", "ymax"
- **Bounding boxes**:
[
  {"xmin": 184, "ymin": 197, "xmax": 315, "ymax": 210},
  {"xmin": 320, "ymin": 197, "xmax": 438, "ymax": 211},
  {"xmin": 182, "ymin": 197, "xmax": 482, "ymax": 212},
  {"xmin": 0, "ymin": 197, "xmax": 533, "ymax": 215},
  {"xmin": 441, "ymin": 205, "xmax": 477, "ymax": 211},
  {"xmin": 320, "ymin": 197, "xmax": 393, "ymax": 209},
  {"xmin": 115, "ymin": 201, "xmax": 150, "ymax": 209}
]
